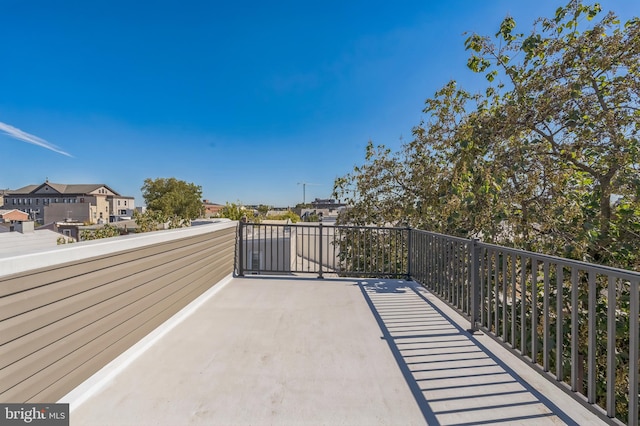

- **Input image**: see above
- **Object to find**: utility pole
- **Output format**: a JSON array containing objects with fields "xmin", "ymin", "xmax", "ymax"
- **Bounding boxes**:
[{"xmin": 297, "ymin": 182, "xmax": 320, "ymax": 204}]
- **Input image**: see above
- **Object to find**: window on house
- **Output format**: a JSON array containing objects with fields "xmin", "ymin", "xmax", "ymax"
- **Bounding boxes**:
[
  {"xmin": 36, "ymin": 199, "xmax": 39, "ymax": 205},
  {"xmin": 63, "ymin": 229, "xmax": 71, "ymax": 237}
]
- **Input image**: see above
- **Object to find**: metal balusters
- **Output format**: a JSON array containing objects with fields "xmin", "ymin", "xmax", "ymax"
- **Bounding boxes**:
[
  {"xmin": 543, "ymin": 261, "xmax": 550, "ymax": 372},
  {"xmin": 556, "ymin": 265, "xmax": 564, "ymax": 381}
]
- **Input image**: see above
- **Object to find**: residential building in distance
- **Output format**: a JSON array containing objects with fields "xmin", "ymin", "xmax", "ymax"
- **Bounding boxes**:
[
  {"xmin": 0, "ymin": 209, "xmax": 30, "ymax": 232},
  {"xmin": 0, "ymin": 208, "xmax": 30, "ymax": 223},
  {"xmin": 310, "ymin": 198, "xmax": 346, "ymax": 212},
  {"xmin": 299, "ymin": 198, "xmax": 347, "ymax": 222},
  {"xmin": 202, "ymin": 199, "xmax": 224, "ymax": 218},
  {"xmin": 3, "ymin": 180, "xmax": 135, "ymax": 226}
]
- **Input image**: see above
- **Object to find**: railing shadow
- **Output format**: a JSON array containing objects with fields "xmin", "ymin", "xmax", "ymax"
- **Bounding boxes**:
[{"xmin": 357, "ymin": 279, "xmax": 581, "ymax": 426}]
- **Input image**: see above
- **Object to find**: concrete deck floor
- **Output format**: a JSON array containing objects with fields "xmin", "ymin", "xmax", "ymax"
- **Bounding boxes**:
[{"xmin": 63, "ymin": 276, "xmax": 607, "ymax": 426}]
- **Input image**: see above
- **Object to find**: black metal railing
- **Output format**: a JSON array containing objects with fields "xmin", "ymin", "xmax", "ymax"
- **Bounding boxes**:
[
  {"xmin": 411, "ymin": 230, "xmax": 640, "ymax": 426},
  {"xmin": 236, "ymin": 222, "xmax": 409, "ymax": 278},
  {"xmin": 236, "ymin": 222, "xmax": 639, "ymax": 425}
]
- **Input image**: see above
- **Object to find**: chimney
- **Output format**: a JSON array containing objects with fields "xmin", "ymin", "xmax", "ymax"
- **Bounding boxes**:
[{"xmin": 15, "ymin": 221, "xmax": 35, "ymax": 234}]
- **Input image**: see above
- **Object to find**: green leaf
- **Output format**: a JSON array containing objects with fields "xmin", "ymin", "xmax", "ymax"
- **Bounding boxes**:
[{"xmin": 496, "ymin": 16, "xmax": 517, "ymax": 42}]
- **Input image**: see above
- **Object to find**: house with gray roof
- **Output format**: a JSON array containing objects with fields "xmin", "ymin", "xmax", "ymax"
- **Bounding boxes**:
[{"xmin": 3, "ymin": 180, "xmax": 135, "ymax": 226}]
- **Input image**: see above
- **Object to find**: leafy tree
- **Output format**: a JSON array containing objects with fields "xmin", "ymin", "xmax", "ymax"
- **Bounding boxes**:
[
  {"xmin": 220, "ymin": 202, "xmax": 257, "ymax": 222},
  {"xmin": 464, "ymin": 0, "xmax": 640, "ymax": 267},
  {"xmin": 334, "ymin": 141, "xmax": 413, "ymax": 227},
  {"xmin": 133, "ymin": 209, "xmax": 169, "ymax": 232},
  {"xmin": 267, "ymin": 211, "xmax": 301, "ymax": 223},
  {"xmin": 461, "ymin": 3, "xmax": 640, "ymax": 419},
  {"xmin": 257, "ymin": 204, "xmax": 271, "ymax": 218},
  {"xmin": 80, "ymin": 224, "xmax": 121, "ymax": 240},
  {"xmin": 141, "ymin": 178, "xmax": 204, "ymax": 227},
  {"xmin": 333, "ymin": 1, "xmax": 640, "ymax": 420},
  {"xmin": 335, "ymin": 0, "xmax": 640, "ymax": 270},
  {"xmin": 303, "ymin": 212, "xmax": 321, "ymax": 222},
  {"xmin": 56, "ymin": 236, "xmax": 74, "ymax": 244}
]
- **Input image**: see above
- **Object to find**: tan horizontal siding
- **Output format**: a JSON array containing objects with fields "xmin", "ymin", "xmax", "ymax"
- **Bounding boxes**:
[
  {"xmin": 0, "ymin": 223, "xmax": 236, "ymax": 403},
  {"xmin": 0, "ymin": 230, "xmax": 218, "ymax": 299}
]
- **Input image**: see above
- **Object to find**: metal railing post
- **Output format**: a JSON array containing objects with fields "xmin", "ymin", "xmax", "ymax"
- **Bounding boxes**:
[
  {"xmin": 406, "ymin": 227, "xmax": 412, "ymax": 280},
  {"xmin": 469, "ymin": 238, "xmax": 480, "ymax": 333},
  {"xmin": 237, "ymin": 221, "xmax": 244, "ymax": 277},
  {"xmin": 318, "ymin": 223, "xmax": 324, "ymax": 279},
  {"xmin": 630, "ymin": 280, "xmax": 639, "ymax": 426}
]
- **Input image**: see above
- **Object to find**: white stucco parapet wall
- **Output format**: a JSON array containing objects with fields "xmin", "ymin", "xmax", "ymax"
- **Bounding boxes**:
[{"xmin": 0, "ymin": 219, "xmax": 237, "ymax": 278}]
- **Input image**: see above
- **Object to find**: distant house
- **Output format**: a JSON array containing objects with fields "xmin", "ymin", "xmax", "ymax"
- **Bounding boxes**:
[
  {"xmin": 0, "ymin": 209, "xmax": 30, "ymax": 223},
  {"xmin": 0, "ymin": 189, "xmax": 10, "ymax": 209},
  {"xmin": 0, "ymin": 209, "xmax": 30, "ymax": 233},
  {"xmin": 310, "ymin": 198, "xmax": 346, "ymax": 212},
  {"xmin": 299, "ymin": 198, "xmax": 347, "ymax": 222},
  {"xmin": 3, "ymin": 180, "xmax": 135, "ymax": 226},
  {"xmin": 203, "ymin": 199, "xmax": 224, "ymax": 218}
]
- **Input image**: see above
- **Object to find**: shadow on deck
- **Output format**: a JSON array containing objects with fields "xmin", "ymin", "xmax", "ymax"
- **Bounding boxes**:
[{"xmin": 359, "ymin": 279, "xmax": 595, "ymax": 425}]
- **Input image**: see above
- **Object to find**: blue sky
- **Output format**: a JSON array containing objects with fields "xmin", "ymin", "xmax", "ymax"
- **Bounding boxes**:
[{"xmin": 1, "ymin": 1, "xmax": 638, "ymax": 207}]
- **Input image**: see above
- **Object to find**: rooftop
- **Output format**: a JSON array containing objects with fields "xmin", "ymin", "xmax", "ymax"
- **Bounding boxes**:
[
  {"xmin": 1, "ymin": 221, "xmax": 634, "ymax": 425},
  {"xmin": 0, "ymin": 228, "xmax": 64, "ymax": 257},
  {"xmin": 9, "ymin": 182, "xmax": 122, "ymax": 196},
  {"xmin": 64, "ymin": 275, "xmax": 603, "ymax": 425}
]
